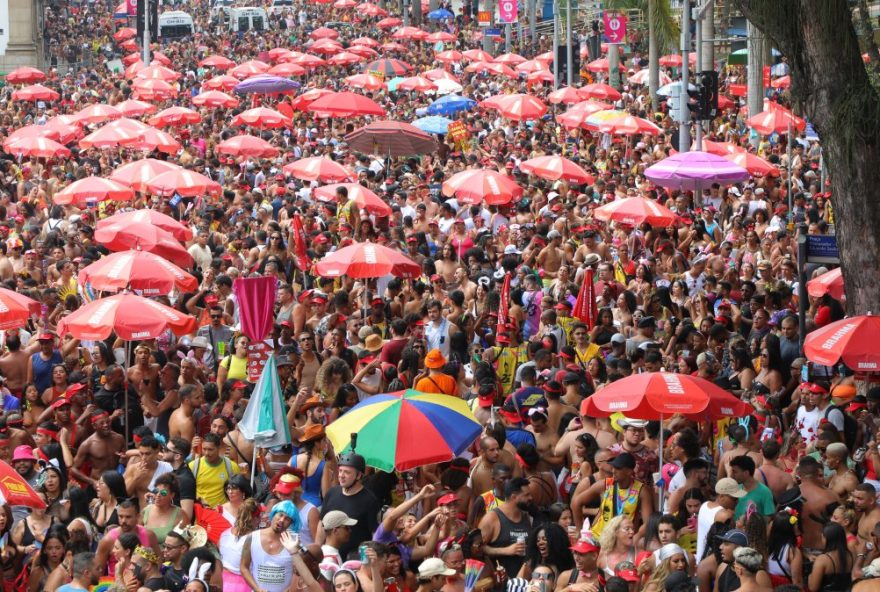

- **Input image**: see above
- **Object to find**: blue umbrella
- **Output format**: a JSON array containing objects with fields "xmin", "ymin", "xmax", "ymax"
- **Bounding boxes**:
[
  {"xmin": 234, "ymin": 75, "xmax": 300, "ymax": 95},
  {"xmin": 427, "ymin": 8, "xmax": 453, "ymax": 19},
  {"xmin": 426, "ymin": 94, "xmax": 475, "ymax": 116},
  {"xmin": 412, "ymin": 116, "xmax": 453, "ymax": 135}
]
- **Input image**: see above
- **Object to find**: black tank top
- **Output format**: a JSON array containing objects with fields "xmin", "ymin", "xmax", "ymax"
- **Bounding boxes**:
[
  {"xmin": 717, "ymin": 563, "xmax": 740, "ymax": 592},
  {"xmin": 488, "ymin": 507, "xmax": 531, "ymax": 577}
]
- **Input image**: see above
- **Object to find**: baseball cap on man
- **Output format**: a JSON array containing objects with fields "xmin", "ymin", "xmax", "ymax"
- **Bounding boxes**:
[
  {"xmin": 716, "ymin": 529, "xmax": 748, "ymax": 546},
  {"xmin": 609, "ymin": 452, "xmax": 636, "ymax": 469},
  {"xmin": 322, "ymin": 511, "xmax": 357, "ymax": 530},
  {"xmin": 418, "ymin": 557, "xmax": 456, "ymax": 578}
]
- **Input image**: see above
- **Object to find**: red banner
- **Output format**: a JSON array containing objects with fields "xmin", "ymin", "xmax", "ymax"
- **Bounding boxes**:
[
  {"xmin": 291, "ymin": 214, "xmax": 311, "ymax": 271},
  {"xmin": 763, "ymin": 65, "xmax": 771, "ymax": 88},
  {"xmin": 247, "ymin": 341, "xmax": 273, "ymax": 383},
  {"xmin": 728, "ymin": 83, "xmax": 747, "ymax": 97},
  {"xmin": 496, "ymin": 273, "xmax": 511, "ymax": 337},
  {"xmin": 603, "ymin": 12, "xmax": 627, "ymax": 44},
  {"xmin": 573, "ymin": 268, "xmax": 598, "ymax": 329},
  {"xmin": 498, "ymin": 0, "xmax": 518, "ymax": 24}
]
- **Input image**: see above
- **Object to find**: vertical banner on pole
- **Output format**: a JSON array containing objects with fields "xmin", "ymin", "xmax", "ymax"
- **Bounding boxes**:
[
  {"xmin": 498, "ymin": 0, "xmax": 518, "ymax": 24},
  {"xmin": 603, "ymin": 12, "xmax": 627, "ymax": 44},
  {"xmin": 127, "ymin": 0, "xmax": 137, "ymax": 16}
]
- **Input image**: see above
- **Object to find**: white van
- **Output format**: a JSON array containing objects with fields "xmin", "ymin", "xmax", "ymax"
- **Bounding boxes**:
[
  {"xmin": 158, "ymin": 11, "xmax": 195, "ymax": 40},
  {"xmin": 228, "ymin": 7, "xmax": 269, "ymax": 32},
  {"xmin": 268, "ymin": 0, "xmax": 295, "ymax": 15}
]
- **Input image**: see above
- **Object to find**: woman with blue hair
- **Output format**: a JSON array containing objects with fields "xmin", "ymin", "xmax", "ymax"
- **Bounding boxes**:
[{"xmin": 240, "ymin": 500, "xmax": 302, "ymax": 592}]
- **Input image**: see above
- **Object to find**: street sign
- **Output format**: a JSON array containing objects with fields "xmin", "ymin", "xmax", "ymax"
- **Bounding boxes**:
[
  {"xmin": 806, "ymin": 235, "xmax": 840, "ymax": 264},
  {"xmin": 484, "ymin": 27, "xmax": 501, "ymax": 37},
  {"xmin": 499, "ymin": 0, "xmax": 518, "ymax": 23},
  {"xmin": 603, "ymin": 12, "xmax": 627, "ymax": 44},
  {"xmin": 477, "ymin": 10, "xmax": 491, "ymax": 26}
]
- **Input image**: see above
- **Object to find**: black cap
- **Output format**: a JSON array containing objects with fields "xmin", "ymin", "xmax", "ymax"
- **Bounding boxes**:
[
  {"xmin": 610, "ymin": 452, "xmax": 636, "ymax": 469},
  {"xmin": 562, "ymin": 372, "xmax": 581, "ymax": 384},
  {"xmin": 638, "ymin": 316, "xmax": 656, "ymax": 329}
]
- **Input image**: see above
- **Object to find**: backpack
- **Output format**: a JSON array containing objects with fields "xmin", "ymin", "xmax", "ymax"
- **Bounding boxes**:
[{"xmin": 824, "ymin": 404, "xmax": 858, "ymax": 450}]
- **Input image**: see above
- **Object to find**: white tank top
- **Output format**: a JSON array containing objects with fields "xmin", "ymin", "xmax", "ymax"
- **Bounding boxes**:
[
  {"xmin": 298, "ymin": 502, "xmax": 316, "ymax": 545},
  {"xmin": 249, "ymin": 531, "xmax": 295, "ymax": 592},
  {"xmin": 696, "ymin": 502, "xmax": 724, "ymax": 562},
  {"xmin": 218, "ymin": 530, "xmax": 247, "ymax": 574},
  {"xmin": 768, "ymin": 544, "xmax": 792, "ymax": 578}
]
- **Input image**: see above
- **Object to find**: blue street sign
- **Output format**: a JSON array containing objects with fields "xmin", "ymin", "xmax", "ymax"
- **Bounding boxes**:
[
  {"xmin": 806, "ymin": 235, "xmax": 839, "ymax": 264},
  {"xmin": 485, "ymin": 27, "xmax": 501, "ymax": 37}
]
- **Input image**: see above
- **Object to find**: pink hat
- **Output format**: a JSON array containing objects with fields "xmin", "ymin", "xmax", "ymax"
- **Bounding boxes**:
[{"xmin": 12, "ymin": 445, "xmax": 34, "ymax": 462}]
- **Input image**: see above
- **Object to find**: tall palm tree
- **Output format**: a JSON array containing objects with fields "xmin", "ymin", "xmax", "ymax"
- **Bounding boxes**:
[{"xmin": 606, "ymin": 0, "xmax": 680, "ymax": 108}]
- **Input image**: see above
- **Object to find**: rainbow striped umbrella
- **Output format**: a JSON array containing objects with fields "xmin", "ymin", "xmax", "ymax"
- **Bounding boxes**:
[{"xmin": 326, "ymin": 390, "xmax": 481, "ymax": 471}]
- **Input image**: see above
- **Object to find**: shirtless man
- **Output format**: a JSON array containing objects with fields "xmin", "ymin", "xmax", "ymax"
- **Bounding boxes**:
[
  {"xmin": 127, "ymin": 345, "xmax": 160, "ymax": 399},
  {"xmin": 542, "ymin": 381, "xmax": 578, "ymax": 435},
  {"xmin": 0, "ymin": 244, "xmax": 13, "ymax": 282},
  {"xmin": 798, "ymin": 457, "xmax": 842, "ymax": 552},
  {"xmin": 71, "ymin": 410, "xmax": 126, "ymax": 488},
  {"xmin": 140, "ymin": 363, "xmax": 180, "ymax": 435},
  {"xmin": 224, "ymin": 416, "xmax": 255, "ymax": 468},
  {"xmin": 554, "ymin": 415, "xmax": 589, "ymax": 469},
  {"xmin": 0, "ymin": 333, "xmax": 30, "ymax": 395},
  {"xmin": 855, "ymin": 483, "xmax": 880, "ymax": 549},
  {"xmin": 573, "ymin": 231, "xmax": 608, "ymax": 265},
  {"xmin": 755, "ymin": 440, "xmax": 796, "ymax": 500},
  {"xmin": 826, "ymin": 442, "xmax": 859, "ymax": 501},
  {"xmin": 470, "ymin": 437, "xmax": 503, "ymax": 496},
  {"xmin": 526, "ymin": 408, "xmax": 564, "ymax": 468},
  {"xmin": 517, "ymin": 444, "xmax": 557, "ymax": 509},
  {"xmin": 717, "ymin": 424, "xmax": 763, "ymax": 479},
  {"xmin": 123, "ymin": 435, "xmax": 172, "ymax": 509},
  {"xmin": 536, "ymin": 231, "xmax": 565, "ymax": 281},
  {"xmin": 168, "ymin": 384, "xmax": 203, "ymax": 441}
]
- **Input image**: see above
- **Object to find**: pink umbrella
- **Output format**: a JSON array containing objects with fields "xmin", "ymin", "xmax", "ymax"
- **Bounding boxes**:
[{"xmin": 284, "ymin": 157, "xmax": 353, "ymax": 182}]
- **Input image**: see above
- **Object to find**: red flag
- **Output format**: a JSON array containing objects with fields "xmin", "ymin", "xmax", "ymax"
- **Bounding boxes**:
[
  {"xmin": 233, "ymin": 276, "xmax": 278, "ymax": 342},
  {"xmin": 496, "ymin": 272, "xmax": 511, "ymax": 337},
  {"xmin": 573, "ymin": 268, "xmax": 598, "ymax": 329},
  {"xmin": 291, "ymin": 214, "xmax": 311, "ymax": 271}
]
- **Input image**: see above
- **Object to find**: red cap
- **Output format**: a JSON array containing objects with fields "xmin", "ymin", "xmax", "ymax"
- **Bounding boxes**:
[
  {"xmin": 437, "ymin": 493, "xmax": 458, "ymax": 505},
  {"xmin": 477, "ymin": 392, "xmax": 494, "ymax": 407},
  {"xmin": 65, "ymin": 383, "xmax": 87, "ymax": 397},
  {"xmin": 37, "ymin": 332, "xmax": 55, "ymax": 341},
  {"xmin": 232, "ymin": 381, "xmax": 248, "ymax": 389},
  {"xmin": 616, "ymin": 568, "xmax": 639, "ymax": 583},
  {"xmin": 50, "ymin": 396, "xmax": 73, "ymax": 410},
  {"xmin": 800, "ymin": 382, "xmax": 828, "ymax": 394},
  {"xmin": 570, "ymin": 538, "xmax": 600, "ymax": 554}
]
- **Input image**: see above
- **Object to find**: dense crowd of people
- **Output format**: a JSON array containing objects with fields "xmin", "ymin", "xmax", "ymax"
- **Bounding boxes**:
[{"xmin": 0, "ymin": 0, "xmax": 865, "ymax": 592}]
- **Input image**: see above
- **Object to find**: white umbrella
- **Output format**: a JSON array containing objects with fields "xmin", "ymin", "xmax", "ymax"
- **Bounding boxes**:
[
  {"xmin": 657, "ymin": 81, "xmax": 697, "ymax": 97},
  {"xmin": 427, "ymin": 78, "xmax": 464, "ymax": 96}
]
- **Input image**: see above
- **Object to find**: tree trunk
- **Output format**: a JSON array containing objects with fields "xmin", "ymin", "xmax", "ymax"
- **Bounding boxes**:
[
  {"xmin": 648, "ymin": 0, "xmax": 659, "ymax": 110},
  {"xmin": 746, "ymin": 20, "xmax": 763, "ymax": 120},
  {"xmin": 735, "ymin": 1, "xmax": 880, "ymax": 316}
]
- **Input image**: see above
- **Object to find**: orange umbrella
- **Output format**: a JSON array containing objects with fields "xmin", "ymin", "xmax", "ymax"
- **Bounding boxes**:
[
  {"xmin": 53, "ymin": 176, "xmax": 134, "ymax": 206},
  {"xmin": 12, "ymin": 84, "xmax": 59, "ymax": 102},
  {"xmin": 98, "ymin": 209, "xmax": 193, "ymax": 241},
  {"xmin": 203, "ymin": 75, "xmax": 240, "ymax": 91},
  {"xmin": 6, "ymin": 66, "xmax": 47, "ymax": 84},
  {"xmin": 75, "ymin": 104, "xmax": 123, "ymax": 124},
  {"xmin": 344, "ymin": 73, "xmax": 384, "ymax": 91},
  {"xmin": 146, "ymin": 169, "xmax": 222, "ymax": 197},
  {"xmin": 283, "ymin": 157, "xmax": 353, "ymax": 182},
  {"xmin": 148, "ymin": 106, "xmax": 202, "ymax": 127},
  {"xmin": 442, "ymin": 169, "xmax": 523, "ymax": 205},
  {"xmin": 231, "ymin": 107, "xmax": 292, "ymax": 129},
  {"xmin": 4, "ymin": 136, "xmax": 70, "ymax": 158},
  {"xmin": 109, "ymin": 158, "xmax": 182, "ymax": 193},
  {"xmin": 116, "ymin": 99, "xmax": 158, "ymax": 117},
  {"xmin": 229, "ymin": 60, "xmax": 270, "ymax": 79},
  {"xmin": 216, "ymin": 135, "xmax": 280, "ymax": 158},
  {"xmin": 199, "ymin": 55, "xmax": 236, "ymax": 69},
  {"xmin": 191, "ymin": 91, "xmax": 240, "ymax": 109}
]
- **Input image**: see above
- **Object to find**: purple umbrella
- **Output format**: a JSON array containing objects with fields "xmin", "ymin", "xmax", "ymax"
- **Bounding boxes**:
[
  {"xmin": 644, "ymin": 151, "xmax": 750, "ymax": 191},
  {"xmin": 234, "ymin": 75, "xmax": 301, "ymax": 95}
]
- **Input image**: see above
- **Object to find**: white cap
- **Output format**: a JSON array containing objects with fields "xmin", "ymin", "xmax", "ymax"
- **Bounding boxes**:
[
  {"xmin": 418, "ymin": 558, "xmax": 456, "ymax": 578},
  {"xmin": 503, "ymin": 245, "xmax": 521, "ymax": 255}
]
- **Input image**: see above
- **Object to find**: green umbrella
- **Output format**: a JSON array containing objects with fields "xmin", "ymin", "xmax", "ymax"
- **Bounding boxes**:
[
  {"xmin": 727, "ymin": 49, "xmax": 748, "ymax": 65},
  {"xmin": 386, "ymin": 76, "xmax": 405, "ymax": 92}
]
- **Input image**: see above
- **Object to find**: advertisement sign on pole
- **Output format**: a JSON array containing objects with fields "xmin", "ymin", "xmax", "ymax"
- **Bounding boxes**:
[
  {"xmin": 477, "ymin": 10, "xmax": 492, "ymax": 26},
  {"xmin": 127, "ymin": 0, "xmax": 137, "ymax": 16},
  {"xmin": 498, "ymin": 0, "xmax": 518, "ymax": 24},
  {"xmin": 603, "ymin": 12, "xmax": 627, "ymax": 44}
]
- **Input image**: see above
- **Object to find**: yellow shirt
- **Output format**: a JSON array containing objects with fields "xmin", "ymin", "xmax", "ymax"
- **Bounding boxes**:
[
  {"xmin": 189, "ymin": 457, "xmax": 240, "ymax": 508},
  {"xmin": 574, "ymin": 343, "xmax": 601, "ymax": 367},
  {"xmin": 492, "ymin": 344, "xmax": 527, "ymax": 395}
]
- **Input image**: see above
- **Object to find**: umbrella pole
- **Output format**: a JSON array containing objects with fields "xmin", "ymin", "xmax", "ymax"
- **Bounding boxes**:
[
  {"xmin": 250, "ymin": 442, "xmax": 258, "ymax": 489},
  {"xmin": 124, "ymin": 340, "xmax": 131, "ymax": 445},
  {"xmin": 657, "ymin": 413, "xmax": 664, "ymax": 510}
]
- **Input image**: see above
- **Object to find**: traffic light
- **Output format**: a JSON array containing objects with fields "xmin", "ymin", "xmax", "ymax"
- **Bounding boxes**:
[
  {"xmin": 687, "ymin": 83, "xmax": 704, "ymax": 120},
  {"xmin": 699, "ymin": 70, "xmax": 719, "ymax": 119},
  {"xmin": 137, "ymin": 0, "xmax": 159, "ymax": 42}
]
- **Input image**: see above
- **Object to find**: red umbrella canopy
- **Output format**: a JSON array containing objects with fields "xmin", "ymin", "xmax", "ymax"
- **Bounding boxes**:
[
  {"xmin": 58, "ymin": 294, "xmax": 197, "ymax": 341},
  {"xmin": 519, "ymin": 155, "xmax": 595, "ymax": 184},
  {"xmin": 4, "ymin": 136, "xmax": 70, "ymax": 158},
  {"xmin": 191, "ymin": 91, "xmax": 240, "ymax": 109},
  {"xmin": 146, "ymin": 169, "xmax": 222, "ymax": 198},
  {"xmin": 0, "ymin": 460, "xmax": 46, "ymax": 508},
  {"xmin": 555, "ymin": 100, "xmax": 612, "ymax": 129},
  {"xmin": 12, "ymin": 84, "xmax": 60, "ymax": 102},
  {"xmin": 136, "ymin": 64, "xmax": 182, "ymax": 82},
  {"xmin": 94, "ymin": 222, "xmax": 193, "ymax": 268},
  {"xmin": 119, "ymin": 127, "xmax": 182, "ymax": 155},
  {"xmin": 0, "ymin": 287, "xmax": 41, "ymax": 330},
  {"xmin": 148, "ymin": 106, "xmax": 202, "ymax": 127},
  {"xmin": 364, "ymin": 58, "xmax": 412, "ymax": 77},
  {"xmin": 377, "ymin": 17, "xmax": 402, "ymax": 28},
  {"xmin": 131, "ymin": 79, "xmax": 178, "ymax": 100},
  {"xmin": 313, "ymin": 183, "xmax": 393, "ymax": 216},
  {"xmin": 199, "ymin": 55, "xmax": 236, "ymax": 69},
  {"xmin": 462, "ymin": 49, "xmax": 493, "ymax": 62},
  {"xmin": 203, "ymin": 75, "xmax": 240, "ymax": 91},
  {"xmin": 593, "ymin": 196, "xmax": 678, "ymax": 227},
  {"xmin": 79, "ymin": 118, "xmax": 150, "ymax": 149},
  {"xmin": 723, "ymin": 151, "xmax": 779, "ymax": 177},
  {"xmin": 98, "ymin": 209, "xmax": 193, "ymax": 241},
  {"xmin": 306, "ymin": 92, "xmax": 386, "ymax": 118},
  {"xmin": 747, "ymin": 102, "xmax": 806, "ymax": 135},
  {"xmin": 2, "ymin": 125, "xmax": 59, "ymax": 152},
  {"xmin": 53, "ymin": 176, "xmax": 134, "ymax": 207},
  {"xmin": 79, "ymin": 250, "xmax": 198, "ymax": 296},
  {"xmin": 803, "ymin": 315, "xmax": 880, "ymax": 370},
  {"xmin": 315, "ymin": 242, "xmax": 421, "ymax": 279},
  {"xmin": 581, "ymin": 82, "xmax": 622, "ymax": 101},
  {"xmin": 6, "ymin": 66, "xmax": 47, "ymax": 84},
  {"xmin": 491, "ymin": 93, "xmax": 548, "ymax": 121},
  {"xmin": 216, "ymin": 134, "xmax": 280, "ymax": 158},
  {"xmin": 229, "ymin": 60, "xmax": 271, "ymax": 79},
  {"xmin": 441, "ymin": 169, "xmax": 524, "ymax": 205},
  {"xmin": 116, "ymin": 99, "xmax": 158, "ymax": 117},
  {"xmin": 310, "ymin": 26, "xmax": 340, "ymax": 39},
  {"xmin": 75, "ymin": 103, "xmax": 123, "ymax": 124},
  {"xmin": 283, "ymin": 157, "xmax": 353, "ymax": 182},
  {"xmin": 109, "ymin": 158, "xmax": 182, "ymax": 193},
  {"xmin": 231, "ymin": 107, "xmax": 292, "ymax": 129},
  {"xmin": 807, "ymin": 267, "xmax": 844, "ymax": 301}
]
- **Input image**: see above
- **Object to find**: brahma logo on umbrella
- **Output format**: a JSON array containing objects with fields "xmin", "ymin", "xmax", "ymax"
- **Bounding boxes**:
[
  {"xmin": 145, "ymin": 299, "xmax": 183, "ymax": 321},
  {"xmin": 662, "ymin": 373, "xmax": 685, "ymax": 394},
  {"xmin": 86, "ymin": 300, "xmax": 117, "ymax": 325},
  {"xmin": 608, "ymin": 401, "xmax": 630, "ymax": 410},
  {"xmin": 820, "ymin": 322, "xmax": 856, "ymax": 350},
  {"xmin": 130, "ymin": 331, "xmax": 151, "ymax": 339},
  {"xmin": 106, "ymin": 254, "xmax": 133, "ymax": 279},
  {"xmin": 1, "ymin": 476, "xmax": 28, "ymax": 496},
  {"xmin": 858, "ymin": 362, "xmax": 878, "ymax": 369}
]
